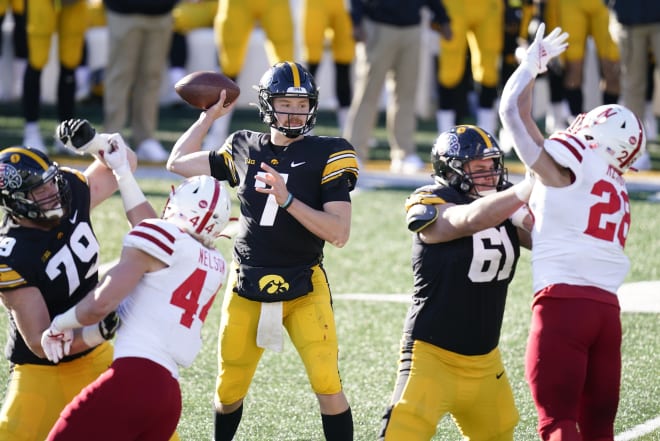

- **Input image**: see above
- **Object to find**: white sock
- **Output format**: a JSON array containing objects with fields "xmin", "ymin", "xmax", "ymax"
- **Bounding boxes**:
[{"xmin": 436, "ymin": 110, "xmax": 455, "ymax": 134}]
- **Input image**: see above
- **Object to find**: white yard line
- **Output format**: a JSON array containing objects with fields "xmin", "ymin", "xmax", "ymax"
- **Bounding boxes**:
[
  {"xmin": 614, "ymin": 416, "xmax": 660, "ymax": 441},
  {"xmin": 334, "ymin": 281, "xmax": 660, "ymax": 313}
]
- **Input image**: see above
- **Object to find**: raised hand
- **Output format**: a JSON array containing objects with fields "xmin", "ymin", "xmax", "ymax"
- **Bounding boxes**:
[
  {"xmin": 520, "ymin": 23, "xmax": 569, "ymax": 77},
  {"xmin": 57, "ymin": 118, "xmax": 109, "ymax": 156},
  {"xmin": 102, "ymin": 133, "xmax": 131, "ymax": 176},
  {"xmin": 40, "ymin": 323, "xmax": 73, "ymax": 364}
]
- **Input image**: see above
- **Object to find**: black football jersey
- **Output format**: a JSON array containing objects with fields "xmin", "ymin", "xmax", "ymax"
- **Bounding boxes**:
[
  {"xmin": 209, "ymin": 131, "xmax": 358, "ymax": 268},
  {"xmin": 0, "ymin": 169, "xmax": 100, "ymax": 365},
  {"xmin": 403, "ymin": 184, "xmax": 521, "ymax": 355}
]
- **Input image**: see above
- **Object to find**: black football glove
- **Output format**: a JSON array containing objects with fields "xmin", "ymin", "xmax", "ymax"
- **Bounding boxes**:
[
  {"xmin": 57, "ymin": 118, "xmax": 98, "ymax": 155},
  {"xmin": 99, "ymin": 311, "xmax": 120, "ymax": 340}
]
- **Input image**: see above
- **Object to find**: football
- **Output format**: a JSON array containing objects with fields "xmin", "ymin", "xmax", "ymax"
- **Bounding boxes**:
[{"xmin": 174, "ymin": 71, "xmax": 241, "ymax": 110}]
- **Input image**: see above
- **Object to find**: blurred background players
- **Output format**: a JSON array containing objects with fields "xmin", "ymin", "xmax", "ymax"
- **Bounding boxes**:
[
  {"xmin": 345, "ymin": 0, "xmax": 451, "ymax": 174},
  {"xmin": 0, "ymin": 120, "xmax": 136, "ymax": 440},
  {"xmin": 166, "ymin": 61, "xmax": 357, "ymax": 441},
  {"xmin": 163, "ymin": 0, "xmax": 218, "ymax": 107},
  {"xmin": 379, "ymin": 125, "xmax": 533, "ymax": 440},
  {"xmin": 42, "ymin": 174, "xmax": 231, "ymax": 441},
  {"xmin": 301, "ymin": 0, "xmax": 355, "ymax": 134},
  {"xmin": 205, "ymin": 0, "xmax": 295, "ymax": 150},
  {"xmin": 609, "ymin": 0, "xmax": 660, "ymax": 170},
  {"xmin": 21, "ymin": 0, "xmax": 87, "ymax": 152},
  {"xmin": 559, "ymin": 0, "xmax": 620, "ymax": 117},
  {"xmin": 0, "ymin": 0, "xmax": 26, "ymax": 102},
  {"xmin": 434, "ymin": 0, "xmax": 503, "ymax": 137},
  {"xmin": 102, "ymin": 0, "xmax": 178, "ymax": 162},
  {"xmin": 519, "ymin": 0, "xmax": 571, "ymax": 135}
]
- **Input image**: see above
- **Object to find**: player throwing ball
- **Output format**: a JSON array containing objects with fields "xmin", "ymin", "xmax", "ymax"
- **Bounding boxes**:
[{"xmin": 167, "ymin": 61, "xmax": 358, "ymax": 441}]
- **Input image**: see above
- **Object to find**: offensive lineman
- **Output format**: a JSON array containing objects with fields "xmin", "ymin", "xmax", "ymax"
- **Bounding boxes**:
[
  {"xmin": 379, "ymin": 125, "xmax": 533, "ymax": 440},
  {"xmin": 0, "ymin": 120, "xmax": 133, "ymax": 441}
]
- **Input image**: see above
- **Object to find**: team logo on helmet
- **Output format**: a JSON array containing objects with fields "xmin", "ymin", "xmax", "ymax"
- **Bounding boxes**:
[
  {"xmin": 0, "ymin": 164, "xmax": 22, "ymax": 190},
  {"xmin": 258, "ymin": 275, "xmax": 290, "ymax": 295}
]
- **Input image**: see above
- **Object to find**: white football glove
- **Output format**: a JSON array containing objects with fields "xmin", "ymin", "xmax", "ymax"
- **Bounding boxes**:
[
  {"xmin": 103, "ymin": 133, "xmax": 131, "ymax": 177},
  {"xmin": 519, "ymin": 23, "xmax": 569, "ymax": 77},
  {"xmin": 40, "ymin": 323, "xmax": 73, "ymax": 364},
  {"xmin": 57, "ymin": 119, "xmax": 109, "ymax": 156}
]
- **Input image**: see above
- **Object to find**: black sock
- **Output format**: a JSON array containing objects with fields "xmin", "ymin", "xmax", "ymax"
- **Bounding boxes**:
[
  {"xmin": 321, "ymin": 407, "xmax": 353, "ymax": 441},
  {"xmin": 602, "ymin": 91, "xmax": 619, "ymax": 105},
  {"xmin": 214, "ymin": 404, "xmax": 243, "ymax": 441},
  {"xmin": 564, "ymin": 87, "xmax": 583, "ymax": 116}
]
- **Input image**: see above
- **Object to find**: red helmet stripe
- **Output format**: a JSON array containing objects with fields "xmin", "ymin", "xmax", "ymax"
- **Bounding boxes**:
[{"xmin": 196, "ymin": 178, "xmax": 221, "ymax": 235}]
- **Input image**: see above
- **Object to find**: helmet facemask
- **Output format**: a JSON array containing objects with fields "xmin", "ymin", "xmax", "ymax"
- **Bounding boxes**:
[
  {"xmin": 0, "ymin": 148, "xmax": 71, "ymax": 228},
  {"xmin": 256, "ymin": 62, "xmax": 319, "ymax": 138},
  {"xmin": 567, "ymin": 104, "xmax": 646, "ymax": 173},
  {"xmin": 432, "ymin": 125, "xmax": 507, "ymax": 198},
  {"xmin": 162, "ymin": 175, "xmax": 231, "ymax": 248}
]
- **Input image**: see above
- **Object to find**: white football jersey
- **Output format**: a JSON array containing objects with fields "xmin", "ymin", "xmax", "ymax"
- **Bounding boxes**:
[
  {"xmin": 113, "ymin": 219, "xmax": 228, "ymax": 378},
  {"xmin": 529, "ymin": 133, "xmax": 631, "ymax": 295}
]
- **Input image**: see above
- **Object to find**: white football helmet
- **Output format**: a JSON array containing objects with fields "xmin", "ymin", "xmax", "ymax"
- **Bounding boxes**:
[
  {"xmin": 568, "ymin": 104, "xmax": 646, "ymax": 173},
  {"xmin": 162, "ymin": 175, "xmax": 231, "ymax": 247}
]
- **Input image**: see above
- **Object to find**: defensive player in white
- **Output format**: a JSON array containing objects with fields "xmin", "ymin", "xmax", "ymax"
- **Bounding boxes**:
[
  {"xmin": 499, "ymin": 24, "xmax": 647, "ymax": 441},
  {"xmin": 40, "ymin": 152, "xmax": 232, "ymax": 440}
]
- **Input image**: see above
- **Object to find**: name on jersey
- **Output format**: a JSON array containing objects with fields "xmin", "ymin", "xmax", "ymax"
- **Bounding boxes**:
[
  {"xmin": 198, "ymin": 248, "xmax": 225, "ymax": 273},
  {"xmin": 607, "ymin": 165, "xmax": 625, "ymax": 186}
]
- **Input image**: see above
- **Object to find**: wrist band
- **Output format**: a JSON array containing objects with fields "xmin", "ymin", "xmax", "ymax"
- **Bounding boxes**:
[
  {"xmin": 279, "ymin": 193, "xmax": 294, "ymax": 209},
  {"xmin": 82, "ymin": 325, "xmax": 104, "ymax": 347},
  {"xmin": 53, "ymin": 307, "xmax": 83, "ymax": 331},
  {"xmin": 115, "ymin": 171, "xmax": 147, "ymax": 211}
]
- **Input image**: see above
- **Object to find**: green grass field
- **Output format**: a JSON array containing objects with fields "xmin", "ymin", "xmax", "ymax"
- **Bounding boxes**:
[
  {"xmin": 0, "ymin": 102, "xmax": 658, "ymax": 440},
  {"xmin": 2, "ymin": 181, "xmax": 657, "ymax": 440}
]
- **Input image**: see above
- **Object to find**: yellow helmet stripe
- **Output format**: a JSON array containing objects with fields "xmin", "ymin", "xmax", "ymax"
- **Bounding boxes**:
[
  {"xmin": 471, "ymin": 126, "xmax": 493, "ymax": 149},
  {"xmin": 2, "ymin": 147, "xmax": 49, "ymax": 170},
  {"xmin": 288, "ymin": 62, "xmax": 301, "ymax": 88}
]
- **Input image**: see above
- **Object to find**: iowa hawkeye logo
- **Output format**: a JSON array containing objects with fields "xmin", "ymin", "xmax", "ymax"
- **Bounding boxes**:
[{"xmin": 258, "ymin": 275, "xmax": 290, "ymax": 295}]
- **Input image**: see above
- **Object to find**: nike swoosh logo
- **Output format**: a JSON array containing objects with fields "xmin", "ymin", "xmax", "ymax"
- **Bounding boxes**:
[
  {"xmin": 290, "ymin": 161, "xmax": 306, "ymax": 168},
  {"xmin": 69, "ymin": 210, "xmax": 78, "ymax": 224},
  {"xmin": 496, "ymin": 370, "xmax": 505, "ymax": 379}
]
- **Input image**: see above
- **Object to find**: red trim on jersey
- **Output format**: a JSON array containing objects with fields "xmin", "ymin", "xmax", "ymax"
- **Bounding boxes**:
[
  {"xmin": 550, "ymin": 133, "xmax": 584, "ymax": 163},
  {"xmin": 196, "ymin": 179, "xmax": 221, "ymax": 235},
  {"xmin": 138, "ymin": 221, "xmax": 176, "ymax": 242},
  {"xmin": 128, "ymin": 230, "xmax": 174, "ymax": 255}
]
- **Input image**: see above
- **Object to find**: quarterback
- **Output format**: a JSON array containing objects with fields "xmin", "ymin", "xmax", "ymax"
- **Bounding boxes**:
[{"xmin": 167, "ymin": 61, "xmax": 358, "ymax": 441}]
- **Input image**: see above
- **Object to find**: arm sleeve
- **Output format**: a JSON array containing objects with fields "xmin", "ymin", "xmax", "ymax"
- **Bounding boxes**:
[{"xmin": 498, "ymin": 66, "xmax": 543, "ymax": 167}]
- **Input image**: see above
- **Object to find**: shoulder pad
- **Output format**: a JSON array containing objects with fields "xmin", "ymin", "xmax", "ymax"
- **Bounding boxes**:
[
  {"xmin": 545, "ymin": 134, "xmax": 586, "ymax": 170},
  {"xmin": 323, "ymin": 143, "xmax": 359, "ymax": 191},
  {"xmin": 0, "ymin": 263, "xmax": 26, "ymax": 290},
  {"xmin": 124, "ymin": 219, "xmax": 182, "ymax": 266},
  {"xmin": 405, "ymin": 191, "xmax": 443, "ymax": 233},
  {"xmin": 404, "ymin": 191, "xmax": 445, "ymax": 211},
  {"xmin": 61, "ymin": 167, "xmax": 88, "ymax": 185}
]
